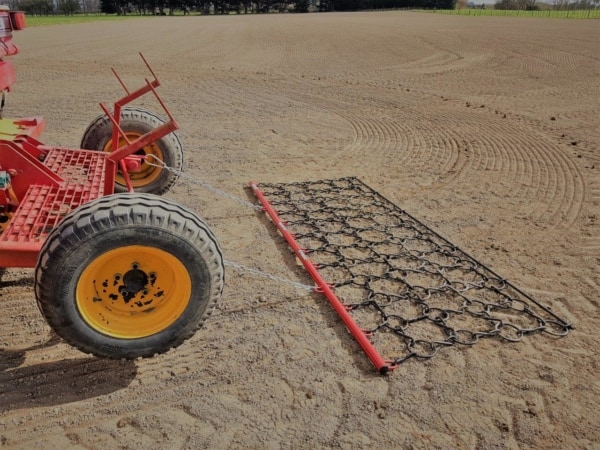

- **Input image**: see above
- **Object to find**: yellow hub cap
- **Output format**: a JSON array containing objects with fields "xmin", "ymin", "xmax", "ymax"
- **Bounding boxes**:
[
  {"xmin": 77, "ymin": 245, "xmax": 191, "ymax": 339},
  {"xmin": 103, "ymin": 133, "xmax": 163, "ymax": 188}
]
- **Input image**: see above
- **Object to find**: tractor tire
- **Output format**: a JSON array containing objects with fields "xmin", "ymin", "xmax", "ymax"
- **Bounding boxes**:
[
  {"xmin": 34, "ymin": 193, "xmax": 224, "ymax": 359},
  {"xmin": 80, "ymin": 107, "xmax": 183, "ymax": 195}
]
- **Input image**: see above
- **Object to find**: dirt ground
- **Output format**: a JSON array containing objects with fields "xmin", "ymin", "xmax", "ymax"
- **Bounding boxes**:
[{"xmin": 0, "ymin": 11, "xmax": 598, "ymax": 449}]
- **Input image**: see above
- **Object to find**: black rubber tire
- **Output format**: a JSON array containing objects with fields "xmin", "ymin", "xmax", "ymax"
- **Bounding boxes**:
[
  {"xmin": 80, "ymin": 107, "xmax": 183, "ymax": 195},
  {"xmin": 34, "ymin": 193, "xmax": 224, "ymax": 359}
]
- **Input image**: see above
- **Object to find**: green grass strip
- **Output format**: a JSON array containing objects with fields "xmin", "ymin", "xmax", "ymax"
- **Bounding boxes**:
[
  {"xmin": 419, "ymin": 9, "xmax": 599, "ymax": 19},
  {"xmin": 25, "ymin": 14, "xmax": 147, "ymax": 27}
]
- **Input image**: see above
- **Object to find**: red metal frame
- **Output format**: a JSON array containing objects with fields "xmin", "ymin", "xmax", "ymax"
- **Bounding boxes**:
[
  {"xmin": 0, "ymin": 10, "xmax": 179, "ymax": 268},
  {"xmin": 100, "ymin": 53, "xmax": 178, "ymax": 193},
  {"xmin": 250, "ymin": 181, "xmax": 396, "ymax": 374}
]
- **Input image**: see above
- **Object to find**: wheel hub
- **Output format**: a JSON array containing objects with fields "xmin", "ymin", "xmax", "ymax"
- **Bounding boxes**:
[
  {"xmin": 103, "ymin": 133, "xmax": 163, "ymax": 188},
  {"xmin": 76, "ymin": 245, "xmax": 191, "ymax": 339},
  {"xmin": 120, "ymin": 264, "xmax": 149, "ymax": 302}
]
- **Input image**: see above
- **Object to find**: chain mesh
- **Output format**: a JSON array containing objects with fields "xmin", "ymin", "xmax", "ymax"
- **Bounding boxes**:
[{"xmin": 257, "ymin": 177, "xmax": 572, "ymax": 365}]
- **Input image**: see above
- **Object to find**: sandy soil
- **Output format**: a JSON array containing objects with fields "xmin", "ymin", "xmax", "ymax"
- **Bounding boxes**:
[{"xmin": 1, "ymin": 11, "xmax": 599, "ymax": 449}]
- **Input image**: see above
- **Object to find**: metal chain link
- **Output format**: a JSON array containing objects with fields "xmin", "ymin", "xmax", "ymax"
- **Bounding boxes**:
[
  {"xmin": 146, "ymin": 155, "xmax": 262, "ymax": 210},
  {"xmin": 257, "ymin": 177, "xmax": 572, "ymax": 365},
  {"xmin": 224, "ymin": 260, "xmax": 314, "ymax": 292},
  {"xmin": 145, "ymin": 155, "xmax": 315, "ymax": 291}
]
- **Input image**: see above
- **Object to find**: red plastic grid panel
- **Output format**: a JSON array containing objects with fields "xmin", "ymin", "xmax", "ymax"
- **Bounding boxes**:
[
  {"xmin": 1, "ymin": 148, "xmax": 106, "ymax": 244},
  {"xmin": 43, "ymin": 147, "xmax": 106, "ymax": 192}
]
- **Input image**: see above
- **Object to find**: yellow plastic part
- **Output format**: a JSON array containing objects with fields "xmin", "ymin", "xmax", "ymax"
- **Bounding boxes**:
[
  {"xmin": 0, "ymin": 118, "xmax": 24, "ymax": 138},
  {"xmin": 0, "ymin": 116, "xmax": 45, "ymax": 139},
  {"xmin": 103, "ymin": 132, "xmax": 163, "ymax": 188},
  {"xmin": 76, "ymin": 245, "xmax": 191, "ymax": 339}
]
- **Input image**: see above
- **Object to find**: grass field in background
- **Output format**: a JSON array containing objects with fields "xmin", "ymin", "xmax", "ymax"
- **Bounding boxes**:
[
  {"xmin": 427, "ymin": 8, "xmax": 600, "ymax": 18},
  {"xmin": 25, "ymin": 14, "xmax": 142, "ymax": 27},
  {"xmin": 24, "ymin": 8, "xmax": 600, "ymax": 27}
]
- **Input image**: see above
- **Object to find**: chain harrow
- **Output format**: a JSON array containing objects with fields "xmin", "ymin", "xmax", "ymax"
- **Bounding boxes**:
[
  {"xmin": 257, "ymin": 177, "xmax": 572, "ymax": 365},
  {"xmin": 146, "ymin": 155, "xmax": 571, "ymax": 365}
]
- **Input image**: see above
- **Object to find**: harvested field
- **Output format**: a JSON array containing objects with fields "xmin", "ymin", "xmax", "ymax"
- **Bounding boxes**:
[{"xmin": 1, "ymin": 11, "xmax": 599, "ymax": 449}]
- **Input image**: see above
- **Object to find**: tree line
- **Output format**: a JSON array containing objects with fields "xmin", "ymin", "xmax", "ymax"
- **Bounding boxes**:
[
  {"xmin": 9, "ymin": 0, "xmax": 456, "ymax": 15},
  {"xmin": 7, "ymin": 0, "xmax": 597, "ymax": 15},
  {"xmin": 100, "ymin": 0, "xmax": 457, "ymax": 14}
]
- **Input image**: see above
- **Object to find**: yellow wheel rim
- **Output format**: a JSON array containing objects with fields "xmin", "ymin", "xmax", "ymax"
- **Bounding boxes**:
[
  {"xmin": 103, "ymin": 133, "xmax": 163, "ymax": 188},
  {"xmin": 76, "ymin": 245, "xmax": 191, "ymax": 339}
]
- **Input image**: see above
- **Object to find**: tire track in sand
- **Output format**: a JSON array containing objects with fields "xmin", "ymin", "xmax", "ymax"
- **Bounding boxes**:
[{"xmin": 286, "ymin": 84, "xmax": 586, "ymax": 229}]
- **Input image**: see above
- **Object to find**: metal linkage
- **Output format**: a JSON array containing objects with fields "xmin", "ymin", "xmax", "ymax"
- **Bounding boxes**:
[
  {"xmin": 256, "ymin": 177, "xmax": 572, "ymax": 366},
  {"xmin": 145, "ymin": 157, "xmax": 315, "ymax": 292},
  {"xmin": 146, "ymin": 156, "xmax": 262, "ymax": 211},
  {"xmin": 223, "ymin": 259, "xmax": 314, "ymax": 292}
]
